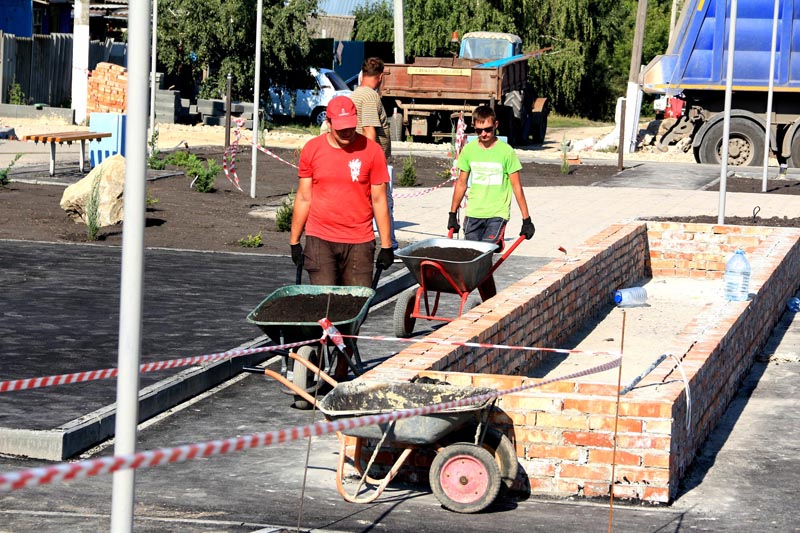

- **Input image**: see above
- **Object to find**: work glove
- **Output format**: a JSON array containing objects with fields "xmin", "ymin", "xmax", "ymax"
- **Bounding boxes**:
[
  {"xmin": 447, "ymin": 212, "xmax": 460, "ymax": 234},
  {"xmin": 290, "ymin": 243, "xmax": 303, "ymax": 265},
  {"xmin": 376, "ymin": 247, "xmax": 395, "ymax": 270},
  {"xmin": 520, "ymin": 217, "xmax": 535, "ymax": 240}
]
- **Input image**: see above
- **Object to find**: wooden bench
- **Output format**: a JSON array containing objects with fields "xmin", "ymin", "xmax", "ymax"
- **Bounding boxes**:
[{"xmin": 21, "ymin": 131, "xmax": 112, "ymax": 176}]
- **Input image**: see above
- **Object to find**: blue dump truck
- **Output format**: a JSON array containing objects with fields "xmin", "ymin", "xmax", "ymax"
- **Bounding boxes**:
[
  {"xmin": 640, "ymin": 0, "xmax": 800, "ymax": 166},
  {"xmin": 381, "ymin": 32, "xmax": 550, "ymax": 146}
]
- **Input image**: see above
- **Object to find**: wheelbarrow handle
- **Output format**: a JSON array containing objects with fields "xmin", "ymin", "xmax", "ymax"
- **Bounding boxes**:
[
  {"xmin": 295, "ymin": 260, "xmax": 304, "ymax": 285},
  {"xmin": 289, "ymin": 351, "xmax": 339, "ymax": 388},
  {"xmin": 243, "ymin": 365, "xmax": 319, "ymax": 408},
  {"xmin": 372, "ymin": 266, "xmax": 383, "ymax": 290},
  {"xmin": 483, "ymin": 234, "xmax": 526, "ymax": 280}
]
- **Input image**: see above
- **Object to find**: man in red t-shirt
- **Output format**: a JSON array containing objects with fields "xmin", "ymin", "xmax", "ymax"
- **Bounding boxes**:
[{"xmin": 289, "ymin": 96, "xmax": 394, "ymax": 287}]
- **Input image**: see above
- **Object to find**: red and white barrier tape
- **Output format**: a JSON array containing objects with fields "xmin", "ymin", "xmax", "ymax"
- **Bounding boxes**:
[
  {"xmin": 0, "ymin": 355, "xmax": 620, "ymax": 493},
  {"xmin": 221, "ymin": 117, "xmax": 246, "ymax": 192},
  {"xmin": 0, "ymin": 337, "xmax": 322, "ymax": 393}
]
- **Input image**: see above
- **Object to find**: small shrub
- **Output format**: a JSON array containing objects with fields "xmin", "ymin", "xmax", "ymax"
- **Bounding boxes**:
[
  {"xmin": 0, "ymin": 153, "xmax": 22, "ymax": 188},
  {"xmin": 85, "ymin": 174, "xmax": 102, "ymax": 241},
  {"xmin": 238, "ymin": 231, "xmax": 263, "ymax": 248},
  {"xmin": 146, "ymin": 192, "xmax": 159, "ymax": 206},
  {"xmin": 275, "ymin": 191, "xmax": 295, "ymax": 232},
  {"xmin": 189, "ymin": 158, "xmax": 221, "ymax": 193},
  {"xmin": 560, "ymin": 135, "xmax": 570, "ymax": 175},
  {"xmin": 8, "ymin": 83, "xmax": 25, "ymax": 105},
  {"xmin": 399, "ymin": 154, "xmax": 417, "ymax": 186},
  {"xmin": 164, "ymin": 150, "xmax": 196, "ymax": 167}
]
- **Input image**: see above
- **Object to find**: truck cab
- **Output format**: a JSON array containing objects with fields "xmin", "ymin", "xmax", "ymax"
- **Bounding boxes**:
[{"xmin": 459, "ymin": 32, "xmax": 523, "ymax": 61}]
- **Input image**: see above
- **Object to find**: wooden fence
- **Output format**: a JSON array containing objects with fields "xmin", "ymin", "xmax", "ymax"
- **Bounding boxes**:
[{"xmin": 0, "ymin": 31, "xmax": 127, "ymax": 108}]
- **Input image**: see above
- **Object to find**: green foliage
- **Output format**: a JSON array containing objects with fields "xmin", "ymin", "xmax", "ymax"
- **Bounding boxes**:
[
  {"xmin": 146, "ymin": 192, "xmax": 159, "ymax": 206},
  {"xmin": 399, "ymin": 155, "xmax": 417, "ymax": 187},
  {"xmin": 560, "ymin": 135, "xmax": 570, "ymax": 175},
  {"xmin": 164, "ymin": 150, "xmax": 196, "ymax": 167},
  {"xmin": 85, "ymin": 174, "xmax": 102, "ymax": 241},
  {"xmin": 275, "ymin": 191, "xmax": 295, "ymax": 232},
  {"xmin": 188, "ymin": 158, "xmax": 222, "ymax": 193},
  {"xmin": 0, "ymin": 153, "xmax": 22, "ymax": 188},
  {"xmin": 8, "ymin": 83, "xmax": 25, "ymax": 105},
  {"xmin": 353, "ymin": 1, "xmax": 394, "ymax": 42},
  {"xmin": 238, "ymin": 231, "xmax": 263, "ymax": 248},
  {"xmin": 157, "ymin": 0, "xmax": 319, "ymax": 101}
]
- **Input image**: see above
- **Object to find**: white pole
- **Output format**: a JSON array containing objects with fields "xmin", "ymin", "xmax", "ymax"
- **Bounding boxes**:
[
  {"xmin": 110, "ymin": 0, "xmax": 149, "ymax": 530},
  {"xmin": 718, "ymin": 0, "xmax": 738, "ymax": 225},
  {"xmin": 148, "ymin": 0, "xmax": 159, "ymax": 153},
  {"xmin": 761, "ymin": 0, "xmax": 780, "ymax": 192},
  {"xmin": 393, "ymin": 0, "xmax": 405, "ymax": 64},
  {"xmin": 71, "ymin": 0, "xmax": 90, "ymax": 125},
  {"xmin": 250, "ymin": 0, "xmax": 263, "ymax": 199}
]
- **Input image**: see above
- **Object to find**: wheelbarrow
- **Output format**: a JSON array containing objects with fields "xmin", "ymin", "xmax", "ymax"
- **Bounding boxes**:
[
  {"xmin": 246, "ymin": 284, "xmax": 375, "ymax": 409},
  {"xmin": 392, "ymin": 234, "xmax": 526, "ymax": 337},
  {"xmin": 247, "ymin": 355, "xmax": 517, "ymax": 513}
]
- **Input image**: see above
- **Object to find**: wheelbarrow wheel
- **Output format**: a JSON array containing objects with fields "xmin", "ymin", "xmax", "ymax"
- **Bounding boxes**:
[
  {"xmin": 393, "ymin": 287, "xmax": 417, "ymax": 338},
  {"xmin": 429, "ymin": 443, "xmax": 501, "ymax": 513},
  {"xmin": 444, "ymin": 426, "xmax": 518, "ymax": 493},
  {"xmin": 292, "ymin": 345, "xmax": 319, "ymax": 410}
]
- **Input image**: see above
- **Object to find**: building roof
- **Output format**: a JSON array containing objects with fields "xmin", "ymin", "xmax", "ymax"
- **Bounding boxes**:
[{"xmin": 308, "ymin": 14, "xmax": 355, "ymax": 42}]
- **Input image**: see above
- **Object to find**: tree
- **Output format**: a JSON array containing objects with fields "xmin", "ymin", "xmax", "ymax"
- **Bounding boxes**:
[{"xmin": 157, "ymin": 0, "xmax": 320, "ymax": 101}]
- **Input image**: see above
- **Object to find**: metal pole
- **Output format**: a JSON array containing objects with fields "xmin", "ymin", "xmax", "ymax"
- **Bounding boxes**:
[
  {"xmin": 225, "ymin": 73, "xmax": 232, "ymax": 149},
  {"xmin": 393, "ymin": 0, "xmax": 405, "ymax": 64},
  {"xmin": 624, "ymin": 0, "xmax": 648, "ymax": 153},
  {"xmin": 718, "ymin": 0, "xmax": 738, "ymax": 225},
  {"xmin": 618, "ymin": 99, "xmax": 626, "ymax": 171},
  {"xmin": 250, "ymin": 0, "xmax": 263, "ymax": 199},
  {"xmin": 148, "ymin": 0, "xmax": 158, "ymax": 152},
  {"xmin": 110, "ymin": 0, "xmax": 149, "ymax": 530},
  {"xmin": 761, "ymin": 0, "xmax": 780, "ymax": 192}
]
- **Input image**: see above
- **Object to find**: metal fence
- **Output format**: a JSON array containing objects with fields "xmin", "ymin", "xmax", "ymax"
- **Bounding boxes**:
[{"xmin": 0, "ymin": 31, "xmax": 127, "ymax": 107}]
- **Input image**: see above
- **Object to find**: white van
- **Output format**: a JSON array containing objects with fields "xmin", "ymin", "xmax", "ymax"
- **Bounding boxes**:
[{"xmin": 267, "ymin": 68, "xmax": 352, "ymax": 126}]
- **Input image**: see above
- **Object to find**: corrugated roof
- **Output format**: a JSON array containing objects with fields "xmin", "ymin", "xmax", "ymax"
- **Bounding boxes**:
[
  {"xmin": 318, "ymin": 0, "xmax": 392, "ymax": 16},
  {"xmin": 308, "ymin": 15, "xmax": 355, "ymax": 42}
]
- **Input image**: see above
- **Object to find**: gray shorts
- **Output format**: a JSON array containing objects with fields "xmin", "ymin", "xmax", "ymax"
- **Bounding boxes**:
[
  {"xmin": 463, "ymin": 216, "xmax": 507, "ymax": 252},
  {"xmin": 303, "ymin": 235, "xmax": 376, "ymax": 287}
]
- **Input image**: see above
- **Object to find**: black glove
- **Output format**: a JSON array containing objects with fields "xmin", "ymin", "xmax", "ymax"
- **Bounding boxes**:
[
  {"xmin": 376, "ymin": 247, "xmax": 394, "ymax": 270},
  {"xmin": 520, "ymin": 217, "xmax": 535, "ymax": 240},
  {"xmin": 290, "ymin": 243, "xmax": 303, "ymax": 265},
  {"xmin": 447, "ymin": 212, "xmax": 460, "ymax": 234}
]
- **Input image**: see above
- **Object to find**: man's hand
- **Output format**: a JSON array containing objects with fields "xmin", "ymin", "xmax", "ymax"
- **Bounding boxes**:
[
  {"xmin": 520, "ymin": 217, "xmax": 535, "ymax": 240},
  {"xmin": 447, "ymin": 212, "xmax": 460, "ymax": 234},
  {"xmin": 290, "ymin": 243, "xmax": 303, "ymax": 265},
  {"xmin": 376, "ymin": 247, "xmax": 394, "ymax": 270}
]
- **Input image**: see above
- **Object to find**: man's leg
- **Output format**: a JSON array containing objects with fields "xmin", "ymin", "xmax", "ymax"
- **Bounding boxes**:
[
  {"xmin": 340, "ymin": 241, "xmax": 376, "ymax": 288},
  {"xmin": 463, "ymin": 217, "xmax": 507, "ymax": 300},
  {"xmin": 304, "ymin": 236, "xmax": 339, "ymax": 286},
  {"xmin": 387, "ymin": 165, "xmax": 398, "ymax": 249}
]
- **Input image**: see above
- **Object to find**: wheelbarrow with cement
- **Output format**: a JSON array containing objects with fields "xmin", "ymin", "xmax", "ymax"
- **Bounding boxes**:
[
  {"xmin": 246, "ymin": 284, "xmax": 375, "ymax": 409},
  {"xmin": 249, "ymin": 355, "xmax": 517, "ymax": 513},
  {"xmin": 392, "ymin": 234, "xmax": 526, "ymax": 337}
]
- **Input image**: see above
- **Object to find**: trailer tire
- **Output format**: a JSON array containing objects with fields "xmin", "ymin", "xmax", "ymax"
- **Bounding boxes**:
[
  {"xmin": 790, "ymin": 129, "xmax": 800, "ymax": 168},
  {"xmin": 502, "ymin": 90, "xmax": 526, "ymax": 147},
  {"xmin": 390, "ymin": 113, "xmax": 405, "ymax": 143},
  {"xmin": 698, "ymin": 117, "xmax": 765, "ymax": 166}
]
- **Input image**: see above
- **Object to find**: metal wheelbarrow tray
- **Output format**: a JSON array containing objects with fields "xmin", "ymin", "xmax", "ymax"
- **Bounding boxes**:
[
  {"xmin": 395, "ymin": 238, "xmax": 498, "ymax": 294},
  {"xmin": 317, "ymin": 380, "xmax": 495, "ymax": 445}
]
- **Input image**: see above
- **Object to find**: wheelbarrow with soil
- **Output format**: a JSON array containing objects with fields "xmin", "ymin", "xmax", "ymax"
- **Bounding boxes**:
[
  {"xmin": 248, "ymin": 355, "xmax": 518, "ymax": 513},
  {"xmin": 246, "ymin": 284, "xmax": 375, "ymax": 409},
  {"xmin": 393, "ymin": 234, "xmax": 526, "ymax": 337}
]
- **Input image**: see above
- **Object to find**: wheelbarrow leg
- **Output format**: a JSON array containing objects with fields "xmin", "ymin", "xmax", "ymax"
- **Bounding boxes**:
[
  {"xmin": 336, "ymin": 435, "xmax": 414, "ymax": 504},
  {"xmin": 476, "ymin": 275, "xmax": 497, "ymax": 300}
]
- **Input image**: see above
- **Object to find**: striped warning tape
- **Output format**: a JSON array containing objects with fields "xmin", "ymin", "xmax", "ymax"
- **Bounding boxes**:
[
  {"xmin": 0, "ymin": 337, "xmax": 323, "ymax": 393},
  {"xmin": 221, "ymin": 117, "xmax": 246, "ymax": 192},
  {"xmin": 0, "ymin": 355, "xmax": 620, "ymax": 493}
]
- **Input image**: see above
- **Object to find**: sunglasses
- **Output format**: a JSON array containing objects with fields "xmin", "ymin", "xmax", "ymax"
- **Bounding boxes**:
[{"xmin": 474, "ymin": 126, "xmax": 495, "ymax": 134}]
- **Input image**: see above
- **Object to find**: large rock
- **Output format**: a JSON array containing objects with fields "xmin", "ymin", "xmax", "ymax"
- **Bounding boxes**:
[{"xmin": 60, "ymin": 155, "xmax": 126, "ymax": 226}]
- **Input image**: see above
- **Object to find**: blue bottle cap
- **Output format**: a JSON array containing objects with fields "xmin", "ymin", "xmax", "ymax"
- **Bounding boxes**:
[{"xmin": 613, "ymin": 291, "xmax": 622, "ymax": 304}]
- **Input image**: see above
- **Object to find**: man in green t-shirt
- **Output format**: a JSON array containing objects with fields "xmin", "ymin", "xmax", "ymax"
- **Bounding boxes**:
[{"xmin": 447, "ymin": 105, "xmax": 535, "ymax": 298}]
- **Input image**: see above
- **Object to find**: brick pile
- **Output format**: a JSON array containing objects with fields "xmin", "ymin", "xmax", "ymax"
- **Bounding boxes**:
[
  {"xmin": 87, "ymin": 62, "xmax": 127, "ymax": 114},
  {"xmin": 350, "ymin": 222, "xmax": 800, "ymax": 503}
]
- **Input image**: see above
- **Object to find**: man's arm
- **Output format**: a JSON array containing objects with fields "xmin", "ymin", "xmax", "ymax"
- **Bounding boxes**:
[
  {"xmin": 289, "ymin": 177, "xmax": 313, "ymax": 245},
  {"xmin": 508, "ymin": 171, "xmax": 530, "ymax": 220},
  {"xmin": 361, "ymin": 125, "xmax": 377, "ymax": 143},
  {"xmin": 450, "ymin": 169, "xmax": 469, "ymax": 213},
  {"xmin": 371, "ymin": 182, "xmax": 392, "ymax": 249}
]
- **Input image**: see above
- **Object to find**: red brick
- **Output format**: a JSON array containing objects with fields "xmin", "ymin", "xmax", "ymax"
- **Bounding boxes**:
[
  {"xmin": 563, "ymin": 431, "xmax": 614, "ymax": 448},
  {"xmin": 564, "ymin": 397, "xmax": 618, "ymax": 415},
  {"xmin": 527, "ymin": 445, "xmax": 580, "ymax": 461},
  {"xmin": 536, "ymin": 413, "xmax": 587, "ymax": 429},
  {"xmin": 588, "ymin": 449, "xmax": 642, "ymax": 466},
  {"xmin": 615, "ymin": 466, "xmax": 670, "ymax": 485},
  {"xmin": 643, "ymin": 452, "xmax": 670, "ymax": 468},
  {"xmin": 642, "ymin": 486, "xmax": 671, "ymax": 503},
  {"xmin": 587, "ymin": 415, "xmax": 643, "ymax": 433},
  {"xmin": 559, "ymin": 463, "xmax": 611, "ymax": 481}
]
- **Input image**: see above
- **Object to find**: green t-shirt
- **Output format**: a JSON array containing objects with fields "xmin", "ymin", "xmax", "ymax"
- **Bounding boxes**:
[{"xmin": 456, "ymin": 139, "xmax": 522, "ymax": 220}]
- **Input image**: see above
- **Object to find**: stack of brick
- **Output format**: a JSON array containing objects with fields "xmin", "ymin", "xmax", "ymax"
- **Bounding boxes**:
[{"xmin": 87, "ymin": 62, "xmax": 127, "ymax": 114}]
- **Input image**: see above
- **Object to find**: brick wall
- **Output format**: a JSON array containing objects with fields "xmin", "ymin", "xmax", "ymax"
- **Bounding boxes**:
[
  {"xmin": 87, "ymin": 62, "xmax": 127, "ymax": 115},
  {"xmin": 355, "ymin": 222, "xmax": 800, "ymax": 503}
]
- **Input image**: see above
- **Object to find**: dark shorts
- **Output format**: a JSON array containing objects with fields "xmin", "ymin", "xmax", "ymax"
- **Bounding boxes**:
[
  {"xmin": 303, "ymin": 235, "xmax": 376, "ymax": 287},
  {"xmin": 464, "ymin": 216, "xmax": 507, "ymax": 252}
]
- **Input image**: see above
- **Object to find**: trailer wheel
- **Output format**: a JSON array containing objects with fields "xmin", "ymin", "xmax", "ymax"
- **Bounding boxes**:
[
  {"xmin": 502, "ymin": 91, "xmax": 526, "ymax": 147},
  {"xmin": 292, "ymin": 345, "xmax": 319, "ymax": 410},
  {"xmin": 530, "ymin": 98, "xmax": 549, "ymax": 144},
  {"xmin": 390, "ymin": 112, "xmax": 405, "ymax": 142},
  {"xmin": 393, "ymin": 287, "xmax": 417, "ymax": 337},
  {"xmin": 430, "ymin": 443, "xmax": 501, "ymax": 513},
  {"xmin": 698, "ymin": 118, "xmax": 764, "ymax": 166},
  {"xmin": 790, "ymin": 129, "xmax": 800, "ymax": 168}
]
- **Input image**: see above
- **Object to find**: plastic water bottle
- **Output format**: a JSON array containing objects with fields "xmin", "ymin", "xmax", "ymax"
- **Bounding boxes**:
[
  {"xmin": 788, "ymin": 297, "xmax": 800, "ymax": 313},
  {"xmin": 724, "ymin": 249, "xmax": 751, "ymax": 301},
  {"xmin": 614, "ymin": 287, "xmax": 647, "ymax": 306}
]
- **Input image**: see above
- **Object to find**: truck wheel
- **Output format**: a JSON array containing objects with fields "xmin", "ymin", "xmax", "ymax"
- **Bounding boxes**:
[
  {"xmin": 530, "ymin": 99, "xmax": 549, "ymax": 144},
  {"xmin": 790, "ymin": 129, "xmax": 800, "ymax": 167},
  {"xmin": 390, "ymin": 113, "xmax": 405, "ymax": 142},
  {"xmin": 502, "ymin": 91, "xmax": 526, "ymax": 147},
  {"xmin": 698, "ymin": 118, "xmax": 764, "ymax": 166}
]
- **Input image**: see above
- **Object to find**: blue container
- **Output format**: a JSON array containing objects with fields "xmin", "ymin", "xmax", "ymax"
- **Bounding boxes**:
[
  {"xmin": 788, "ymin": 297, "xmax": 800, "ymax": 313},
  {"xmin": 89, "ymin": 113, "xmax": 127, "ymax": 167},
  {"xmin": 724, "ymin": 249, "xmax": 751, "ymax": 301}
]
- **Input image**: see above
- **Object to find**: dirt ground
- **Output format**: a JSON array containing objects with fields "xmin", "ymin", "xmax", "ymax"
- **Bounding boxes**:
[{"xmin": 1, "ymin": 117, "xmax": 799, "ymax": 255}]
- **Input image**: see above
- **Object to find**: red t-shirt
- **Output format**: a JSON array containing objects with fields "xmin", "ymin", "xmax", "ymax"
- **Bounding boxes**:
[{"xmin": 298, "ymin": 134, "xmax": 389, "ymax": 243}]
